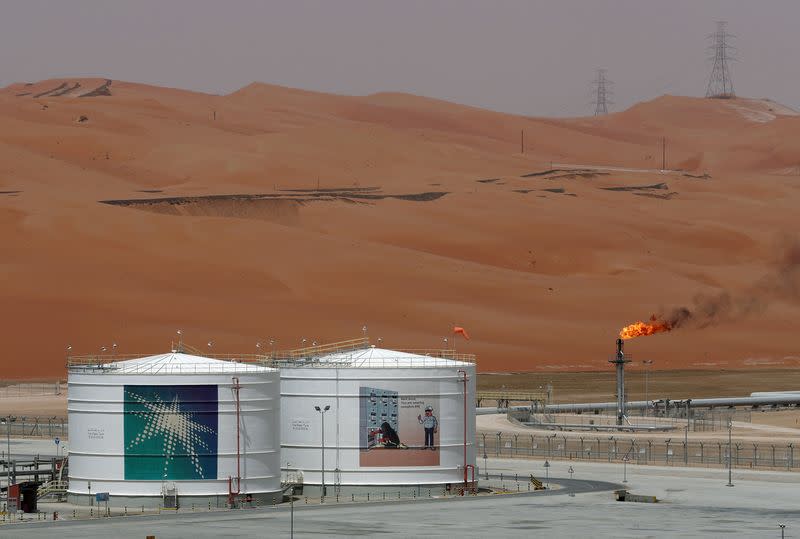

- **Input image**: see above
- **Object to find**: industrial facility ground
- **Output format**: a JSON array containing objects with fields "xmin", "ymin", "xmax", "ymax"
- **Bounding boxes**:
[
  {"xmin": 4, "ymin": 457, "xmax": 797, "ymax": 538},
  {"xmin": 4, "ymin": 373, "xmax": 800, "ymax": 537}
]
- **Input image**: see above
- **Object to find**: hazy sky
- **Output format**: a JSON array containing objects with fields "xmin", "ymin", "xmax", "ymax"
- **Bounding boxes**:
[{"xmin": 1, "ymin": 1, "xmax": 797, "ymax": 117}]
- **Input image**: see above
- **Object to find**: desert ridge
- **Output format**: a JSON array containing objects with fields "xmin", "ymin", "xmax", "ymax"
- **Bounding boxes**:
[{"xmin": 0, "ymin": 78, "xmax": 798, "ymax": 378}]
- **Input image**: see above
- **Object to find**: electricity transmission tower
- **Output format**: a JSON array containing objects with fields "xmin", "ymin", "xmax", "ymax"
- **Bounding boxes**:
[
  {"xmin": 591, "ymin": 69, "xmax": 613, "ymax": 115},
  {"xmin": 705, "ymin": 21, "xmax": 735, "ymax": 98}
]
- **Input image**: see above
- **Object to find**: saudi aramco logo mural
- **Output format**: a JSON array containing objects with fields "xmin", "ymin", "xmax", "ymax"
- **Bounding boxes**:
[{"xmin": 124, "ymin": 385, "xmax": 218, "ymax": 481}]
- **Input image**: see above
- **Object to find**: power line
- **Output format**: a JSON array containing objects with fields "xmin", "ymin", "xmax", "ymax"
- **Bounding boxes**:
[
  {"xmin": 705, "ymin": 21, "xmax": 736, "ymax": 99},
  {"xmin": 591, "ymin": 69, "xmax": 613, "ymax": 115}
]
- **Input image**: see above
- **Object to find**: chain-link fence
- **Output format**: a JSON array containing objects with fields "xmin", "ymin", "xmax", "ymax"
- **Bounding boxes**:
[
  {"xmin": 1, "ymin": 486, "xmax": 480, "ymax": 524},
  {"xmin": 0, "ymin": 417, "xmax": 67, "ymax": 440},
  {"xmin": 0, "ymin": 382, "xmax": 63, "ymax": 398},
  {"xmin": 478, "ymin": 432, "xmax": 798, "ymax": 471}
]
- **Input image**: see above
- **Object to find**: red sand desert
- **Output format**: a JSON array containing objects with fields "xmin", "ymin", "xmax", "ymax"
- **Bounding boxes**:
[{"xmin": 1, "ymin": 78, "xmax": 799, "ymax": 378}]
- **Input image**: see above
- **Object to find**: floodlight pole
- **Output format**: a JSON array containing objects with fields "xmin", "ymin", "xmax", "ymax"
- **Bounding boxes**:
[
  {"xmin": 727, "ymin": 418, "xmax": 734, "ymax": 487},
  {"xmin": 544, "ymin": 460, "xmax": 550, "ymax": 489},
  {"xmin": 315, "ymin": 405, "xmax": 330, "ymax": 499},
  {"xmin": 623, "ymin": 456, "xmax": 628, "ymax": 483},
  {"xmin": 5, "ymin": 416, "xmax": 10, "ymax": 506},
  {"xmin": 290, "ymin": 487, "xmax": 295, "ymax": 539},
  {"xmin": 482, "ymin": 433, "xmax": 488, "ymax": 480}
]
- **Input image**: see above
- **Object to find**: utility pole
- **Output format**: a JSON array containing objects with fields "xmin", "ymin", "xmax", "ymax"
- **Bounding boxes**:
[
  {"xmin": 290, "ymin": 487, "xmax": 295, "ymax": 538},
  {"xmin": 726, "ymin": 418, "xmax": 734, "ymax": 487},
  {"xmin": 591, "ymin": 69, "xmax": 613, "ymax": 115},
  {"xmin": 706, "ymin": 21, "xmax": 736, "ymax": 98},
  {"xmin": 5, "ymin": 416, "xmax": 10, "ymax": 508},
  {"xmin": 314, "ymin": 405, "xmax": 330, "ymax": 499}
]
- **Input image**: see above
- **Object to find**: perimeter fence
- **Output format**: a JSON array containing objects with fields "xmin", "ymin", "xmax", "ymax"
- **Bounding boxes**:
[
  {"xmin": 478, "ymin": 431, "xmax": 798, "ymax": 471},
  {"xmin": 0, "ymin": 417, "xmax": 67, "ymax": 440},
  {"xmin": 0, "ymin": 382, "xmax": 63, "ymax": 398}
]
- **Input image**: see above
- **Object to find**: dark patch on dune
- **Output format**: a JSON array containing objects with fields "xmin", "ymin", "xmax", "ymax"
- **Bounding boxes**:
[
  {"xmin": 541, "ymin": 187, "xmax": 565, "ymax": 194},
  {"xmin": 633, "ymin": 191, "xmax": 678, "ymax": 200},
  {"xmin": 386, "ymin": 192, "xmax": 447, "ymax": 202},
  {"xmin": 549, "ymin": 172, "xmax": 605, "ymax": 180},
  {"xmin": 477, "ymin": 178, "xmax": 500, "ymax": 183},
  {"xmin": 101, "ymin": 189, "xmax": 449, "ymax": 212},
  {"xmin": 99, "ymin": 189, "xmax": 448, "ymax": 223},
  {"xmin": 522, "ymin": 169, "xmax": 607, "ymax": 180},
  {"xmin": 33, "ymin": 83, "xmax": 67, "ymax": 98},
  {"xmin": 683, "ymin": 173, "xmax": 711, "ymax": 179},
  {"xmin": 521, "ymin": 169, "xmax": 563, "ymax": 177},
  {"xmin": 137, "ymin": 189, "xmax": 164, "ymax": 193},
  {"xmin": 278, "ymin": 186, "xmax": 380, "ymax": 193},
  {"xmin": 602, "ymin": 182, "xmax": 668, "ymax": 192},
  {"xmin": 51, "ymin": 82, "xmax": 81, "ymax": 97},
  {"xmin": 0, "ymin": 191, "xmax": 22, "ymax": 195},
  {"xmin": 80, "ymin": 79, "xmax": 113, "ymax": 97},
  {"xmin": 513, "ymin": 189, "xmax": 533, "ymax": 194},
  {"xmin": 15, "ymin": 92, "xmax": 31, "ymax": 97}
]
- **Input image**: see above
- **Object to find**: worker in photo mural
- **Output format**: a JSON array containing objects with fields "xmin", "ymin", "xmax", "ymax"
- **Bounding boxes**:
[{"xmin": 418, "ymin": 405, "xmax": 438, "ymax": 450}]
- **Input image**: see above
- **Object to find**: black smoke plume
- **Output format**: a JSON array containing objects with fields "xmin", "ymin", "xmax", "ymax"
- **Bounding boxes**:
[{"xmin": 656, "ymin": 237, "xmax": 800, "ymax": 330}]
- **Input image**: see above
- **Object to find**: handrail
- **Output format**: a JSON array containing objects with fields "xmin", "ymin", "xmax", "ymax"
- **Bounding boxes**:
[
  {"xmin": 37, "ymin": 480, "xmax": 69, "ymax": 498},
  {"xmin": 67, "ymin": 353, "xmax": 271, "ymax": 366},
  {"xmin": 273, "ymin": 337, "xmax": 370, "ymax": 359},
  {"xmin": 67, "ymin": 362, "xmax": 274, "ymax": 375},
  {"xmin": 66, "ymin": 336, "xmax": 478, "ymax": 370}
]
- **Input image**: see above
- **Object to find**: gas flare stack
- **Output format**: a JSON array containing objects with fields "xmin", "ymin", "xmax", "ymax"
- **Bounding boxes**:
[{"xmin": 609, "ymin": 338, "xmax": 631, "ymax": 426}]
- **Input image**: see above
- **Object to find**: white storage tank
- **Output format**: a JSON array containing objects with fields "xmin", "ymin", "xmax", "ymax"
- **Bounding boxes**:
[
  {"xmin": 279, "ymin": 339, "xmax": 476, "ymax": 494},
  {"xmin": 67, "ymin": 351, "xmax": 281, "ymax": 507}
]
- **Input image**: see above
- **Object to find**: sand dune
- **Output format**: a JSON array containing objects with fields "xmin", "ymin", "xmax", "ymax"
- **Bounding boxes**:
[{"xmin": 0, "ymin": 78, "xmax": 798, "ymax": 378}]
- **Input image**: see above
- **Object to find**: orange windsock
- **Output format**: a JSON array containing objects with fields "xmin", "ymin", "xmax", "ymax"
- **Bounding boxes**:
[{"xmin": 453, "ymin": 326, "xmax": 470, "ymax": 340}]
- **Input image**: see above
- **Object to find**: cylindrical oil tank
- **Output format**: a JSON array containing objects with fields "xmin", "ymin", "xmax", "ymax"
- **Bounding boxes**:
[
  {"xmin": 67, "ymin": 351, "xmax": 280, "ymax": 506},
  {"xmin": 280, "ymin": 344, "xmax": 476, "ymax": 492}
]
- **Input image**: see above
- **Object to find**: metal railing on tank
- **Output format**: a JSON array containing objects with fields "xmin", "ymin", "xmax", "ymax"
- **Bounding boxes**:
[
  {"xmin": 66, "ymin": 337, "xmax": 477, "ymax": 372},
  {"xmin": 268, "ymin": 338, "xmax": 476, "ymax": 368},
  {"xmin": 67, "ymin": 346, "xmax": 273, "ymax": 374},
  {"xmin": 66, "ymin": 360, "xmax": 273, "ymax": 375}
]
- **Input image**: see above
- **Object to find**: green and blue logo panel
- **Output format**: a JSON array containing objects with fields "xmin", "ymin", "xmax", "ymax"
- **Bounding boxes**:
[{"xmin": 124, "ymin": 385, "xmax": 218, "ymax": 480}]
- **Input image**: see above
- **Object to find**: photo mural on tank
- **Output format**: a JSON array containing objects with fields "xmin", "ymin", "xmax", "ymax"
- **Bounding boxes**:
[
  {"xmin": 359, "ymin": 386, "xmax": 440, "ymax": 467},
  {"xmin": 124, "ymin": 385, "xmax": 218, "ymax": 480}
]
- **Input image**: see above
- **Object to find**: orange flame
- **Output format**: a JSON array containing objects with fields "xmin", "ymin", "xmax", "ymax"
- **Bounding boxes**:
[{"xmin": 619, "ymin": 315, "xmax": 673, "ymax": 340}]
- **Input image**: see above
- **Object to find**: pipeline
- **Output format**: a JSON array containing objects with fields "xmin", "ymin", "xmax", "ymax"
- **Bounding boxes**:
[{"xmin": 476, "ymin": 394, "xmax": 800, "ymax": 416}]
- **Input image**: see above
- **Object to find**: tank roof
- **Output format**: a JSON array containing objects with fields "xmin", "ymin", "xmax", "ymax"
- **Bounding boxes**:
[
  {"xmin": 280, "ymin": 346, "xmax": 475, "ymax": 369},
  {"xmin": 69, "ymin": 351, "xmax": 275, "ymax": 375}
]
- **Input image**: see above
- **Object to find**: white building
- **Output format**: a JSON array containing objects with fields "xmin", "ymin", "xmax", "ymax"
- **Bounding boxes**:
[
  {"xmin": 67, "ymin": 351, "xmax": 281, "ymax": 507},
  {"xmin": 279, "ymin": 341, "xmax": 476, "ymax": 495}
]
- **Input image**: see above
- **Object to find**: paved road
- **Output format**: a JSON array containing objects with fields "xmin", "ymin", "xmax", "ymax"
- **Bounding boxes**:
[{"xmin": 3, "ymin": 458, "xmax": 797, "ymax": 538}]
